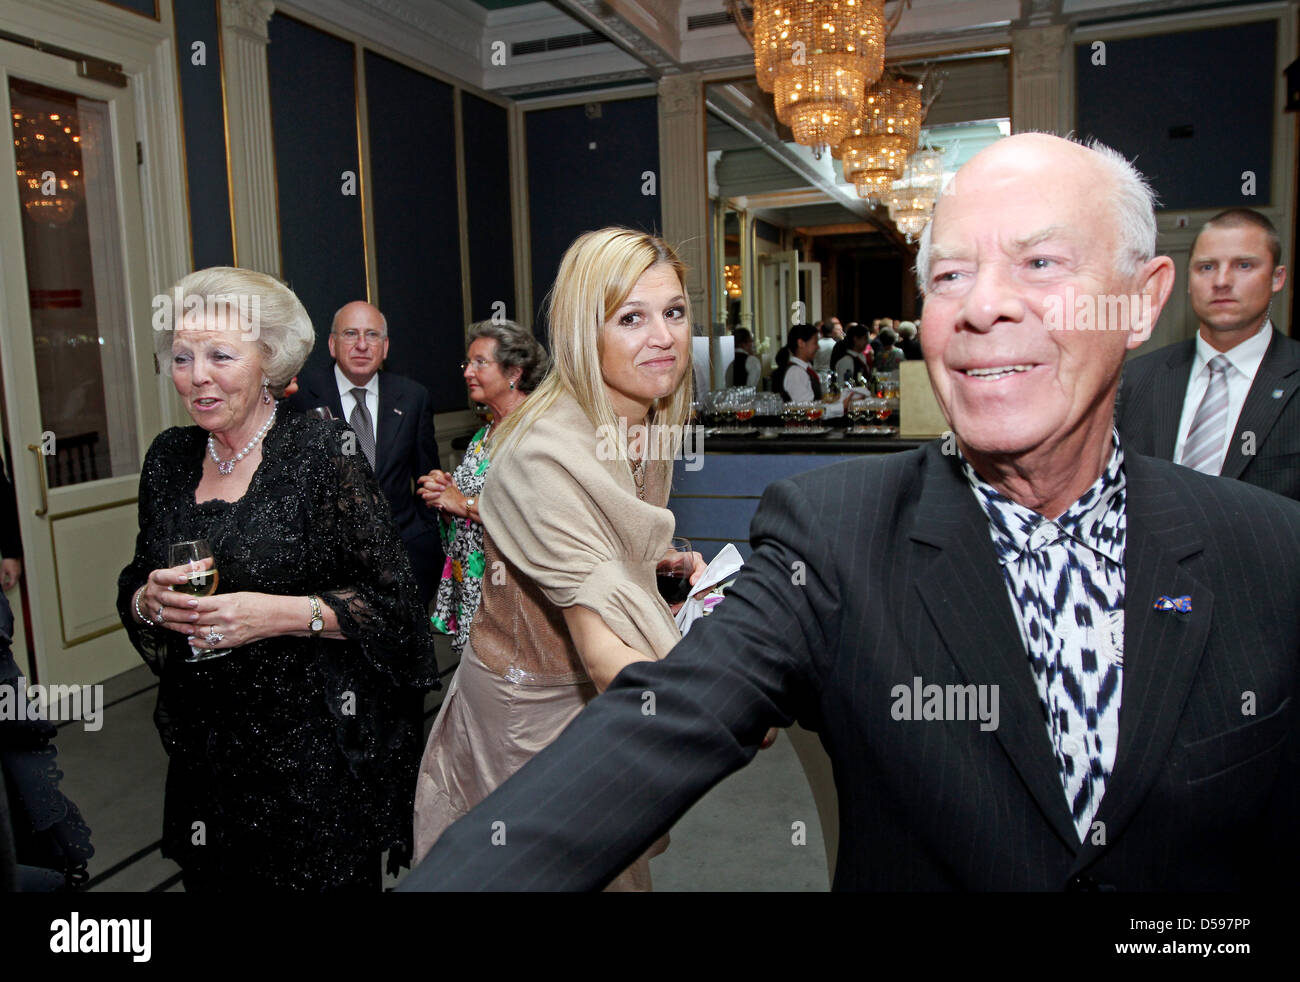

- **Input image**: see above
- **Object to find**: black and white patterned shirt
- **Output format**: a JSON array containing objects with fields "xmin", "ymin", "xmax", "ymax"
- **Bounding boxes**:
[{"xmin": 961, "ymin": 434, "xmax": 1126, "ymax": 841}]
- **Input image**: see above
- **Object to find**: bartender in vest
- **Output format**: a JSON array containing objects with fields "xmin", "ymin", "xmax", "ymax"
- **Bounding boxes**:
[
  {"xmin": 775, "ymin": 324, "xmax": 822, "ymax": 402},
  {"xmin": 725, "ymin": 328, "xmax": 763, "ymax": 388}
]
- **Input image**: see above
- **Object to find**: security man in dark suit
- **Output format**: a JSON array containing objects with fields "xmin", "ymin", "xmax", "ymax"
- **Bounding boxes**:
[
  {"xmin": 1117, "ymin": 208, "xmax": 1296, "ymax": 498},
  {"xmin": 400, "ymin": 135, "xmax": 1300, "ymax": 892},
  {"xmin": 286, "ymin": 301, "xmax": 442, "ymax": 606}
]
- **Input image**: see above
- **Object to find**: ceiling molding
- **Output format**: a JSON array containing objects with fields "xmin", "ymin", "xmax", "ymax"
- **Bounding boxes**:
[
  {"xmin": 549, "ymin": 0, "xmax": 678, "ymax": 73},
  {"xmin": 353, "ymin": 0, "xmax": 481, "ymax": 58},
  {"xmin": 707, "ymin": 83, "xmax": 894, "ymax": 235},
  {"xmin": 298, "ymin": 0, "xmax": 483, "ymax": 84},
  {"xmin": 794, "ymin": 223, "xmax": 881, "ymax": 237},
  {"xmin": 498, "ymin": 69, "xmax": 656, "ymax": 99}
]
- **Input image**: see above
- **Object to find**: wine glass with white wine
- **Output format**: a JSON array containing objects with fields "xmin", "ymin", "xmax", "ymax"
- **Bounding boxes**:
[{"xmin": 169, "ymin": 539, "xmax": 227, "ymax": 662}]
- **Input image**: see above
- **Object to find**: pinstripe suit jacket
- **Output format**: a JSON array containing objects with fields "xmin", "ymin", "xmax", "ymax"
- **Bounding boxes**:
[
  {"xmin": 400, "ymin": 443, "xmax": 1300, "ymax": 891},
  {"xmin": 1116, "ymin": 328, "xmax": 1300, "ymax": 501}
]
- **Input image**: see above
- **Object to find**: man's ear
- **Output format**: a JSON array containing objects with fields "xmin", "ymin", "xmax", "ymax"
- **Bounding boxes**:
[
  {"xmin": 1271, "ymin": 264, "xmax": 1288, "ymax": 294},
  {"xmin": 327, "ymin": 333, "xmax": 338, "ymax": 361},
  {"xmin": 1127, "ymin": 255, "xmax": 1177, "ymax": 350}
]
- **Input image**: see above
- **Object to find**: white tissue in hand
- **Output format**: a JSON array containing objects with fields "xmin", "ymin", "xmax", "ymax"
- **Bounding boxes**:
[{"xmin": 674, "ymin": 543, "xmax": 744, "ymax": 634}]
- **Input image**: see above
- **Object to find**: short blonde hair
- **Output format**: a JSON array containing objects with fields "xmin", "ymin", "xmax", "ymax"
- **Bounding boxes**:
[
  {"xmin": 491, "ymin": 228, "xmax": 692, "ymax": 480},
  {"xmin": 154, "ymin": 267, "xmax": 314, "ymax": 397}
]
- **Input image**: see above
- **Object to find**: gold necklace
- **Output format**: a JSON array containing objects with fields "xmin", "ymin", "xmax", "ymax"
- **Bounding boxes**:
[{"xmin": 630, "ymin": 457, "xmax": 646, "ymax": 500}]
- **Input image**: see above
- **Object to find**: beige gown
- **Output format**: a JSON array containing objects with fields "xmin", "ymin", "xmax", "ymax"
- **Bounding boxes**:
[{"xmin": 412, "ymin": 391, "xmax": 682, "ymax": 890}]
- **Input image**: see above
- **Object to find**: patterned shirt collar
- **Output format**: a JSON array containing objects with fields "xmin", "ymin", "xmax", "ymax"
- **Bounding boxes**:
[{"xmin": 961, "ymin": 431, "xmax": 1126, "ymax": 567}]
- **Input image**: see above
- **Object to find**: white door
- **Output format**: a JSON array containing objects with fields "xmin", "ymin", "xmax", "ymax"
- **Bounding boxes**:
[
  {"xmin": 759, "ymin": 248, "xmax": 801, "ymax": 350},
  {"xmin": 0, "ymin": 40, "xmax": 161, "ymax": 688},
  {"xmin": 797, "ymin": 261, "xmax": 822, "ymax": 326}
]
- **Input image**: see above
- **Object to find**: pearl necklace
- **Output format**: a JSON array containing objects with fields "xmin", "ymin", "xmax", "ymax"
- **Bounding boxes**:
[{"xmin": 208, "ymin": 402, "xmax": 277, "ymax": 476}]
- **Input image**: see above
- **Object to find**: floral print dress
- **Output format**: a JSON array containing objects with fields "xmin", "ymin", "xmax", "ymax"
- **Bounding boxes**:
[{"xmin": 431, "ymin": 424, "xmax": 491, "ymax": 655}]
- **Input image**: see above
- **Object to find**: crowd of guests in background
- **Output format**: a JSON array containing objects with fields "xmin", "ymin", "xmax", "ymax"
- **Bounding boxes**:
[{"xmin": 742, "ymin": 313, "xmax": 921, "ymax": 400}]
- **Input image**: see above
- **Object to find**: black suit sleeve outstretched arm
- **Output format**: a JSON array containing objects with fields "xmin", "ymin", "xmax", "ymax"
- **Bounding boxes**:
[{"xmin": 398, "ymin": 477, "xmax": 837, "ymax": 891}]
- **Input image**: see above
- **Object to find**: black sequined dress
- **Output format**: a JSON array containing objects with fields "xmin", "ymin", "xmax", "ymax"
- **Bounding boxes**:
[{"xmin": 116, "ymin": 409, "xmax": 438, "ymax": 890}]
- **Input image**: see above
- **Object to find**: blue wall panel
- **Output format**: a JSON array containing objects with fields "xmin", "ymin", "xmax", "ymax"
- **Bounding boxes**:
[
  {"xmin": 670, "ymin": 453, "xmax": 867, "ymax": 562},
  {"xmin": 365, "ymin": 51, "xmax": 463, "ymax": 410},
  {"xmin": 1075, "ymin": 21, "xmax": 1276, "ymax": 210},
  {"xmin": 102, "ymin": 0, "xmax": 156, "ymax": 16},
  {"xmin": 174, "ymin": 0, "xmax": 233, "ymax": 270},
  {"xmin": 267, "ymin": 14, "xmax": 366, "ymax": 366},
  {"xmin": 462, "ymin": 93, "xmax": 515, "ymax": 326},
  {"xmin": 525, "ymin": 97, "xmax": 661, "ymax": 339}
]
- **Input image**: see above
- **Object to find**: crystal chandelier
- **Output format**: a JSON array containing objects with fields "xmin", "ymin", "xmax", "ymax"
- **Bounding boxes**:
[
  {"xmin": 884, "ymin": 144, "xmax": 948, "ymax": 241},
  {"xmin": 12, "ymin": 107, "xmax": 84, "ymax": 227},
  {"xmin": 904, "ymin": 145, "xmax": 945, "ymax": 190},
  {"xmin": 724, "ymin": 264, "xmax": 743, "ymax": 298},
  {"xmin": 852, "ymin": 169, "xmax": 898, "ymax": 198},
  {"xmin": 737, "ymin": 1, "xmax": 907, "ymax": 157},
  {"xmin": 838, "ymin": 73, "xmax": 923, "ymax": 199}
]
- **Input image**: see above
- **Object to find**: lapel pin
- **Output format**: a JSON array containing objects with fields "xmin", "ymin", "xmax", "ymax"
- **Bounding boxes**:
[
  {"xmin": 1273, "ymin": 389, "xmax": 1284, "ymax": 399},
  {"xmin": 1154, "ymin": 595, "xmax": 1192, "ymax": 613},
  {"xmin": 393, "ymin": 408, "xmax": 403, "ymax": 415}
]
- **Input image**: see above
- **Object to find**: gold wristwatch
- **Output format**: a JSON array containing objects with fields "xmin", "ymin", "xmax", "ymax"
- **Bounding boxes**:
[{"xmin": 308, "ymin": 595, "xmax": 324, "ymax": 635}]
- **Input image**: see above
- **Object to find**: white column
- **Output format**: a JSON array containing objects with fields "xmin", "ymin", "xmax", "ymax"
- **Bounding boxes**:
[
  {"xmin": 220, "ymin": 0, "xmax": 281, "ymax": 276},
  {"xmin": 1010, "ymin": 23, "xmax": 1069, "ymax": 136},
  {"xmin": 657, "ymin": 73, "xmax": 709, "ymax": 331}
]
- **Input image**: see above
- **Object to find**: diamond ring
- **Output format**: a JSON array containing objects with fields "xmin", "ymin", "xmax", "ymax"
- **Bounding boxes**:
[
  {"xmin": 205, "ymin": 627, "xmax": 224, "ymax": 645},
  {"xmin": 155, "ymin": 607, "xmax": 165, "ymax": 624}
]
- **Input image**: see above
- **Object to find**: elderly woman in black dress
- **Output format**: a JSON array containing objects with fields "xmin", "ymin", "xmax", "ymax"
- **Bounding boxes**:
[{"xmin": 117, "ymin": 267, "xmax": 437, "ymax": 891}]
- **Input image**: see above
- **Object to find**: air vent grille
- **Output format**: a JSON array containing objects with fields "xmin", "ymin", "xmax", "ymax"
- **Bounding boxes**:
[
  {"xmin": 687, "ymin": 11, "xmax": 736, "ymax": 30},
  {"xmin": 512, "ymin": 31, "xmax": 606, "ymax": 56}
]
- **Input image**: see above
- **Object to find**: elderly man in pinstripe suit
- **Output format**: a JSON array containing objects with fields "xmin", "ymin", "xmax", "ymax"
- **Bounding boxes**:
[{"xmin": 401, "ymin": 134, "xmax": 1300, "ymax": 892}]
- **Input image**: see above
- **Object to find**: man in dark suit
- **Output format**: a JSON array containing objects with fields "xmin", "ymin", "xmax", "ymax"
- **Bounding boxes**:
[
  {"xmin": 1117, "ymin": 208, "xmax": 1296, "ymax": 498},
  {"xmin": 400, "ymin": 135, "xmax": 1299, "ymax": 891},
  {"xmin": 286, "ymin": 301, "xmax": 442, "ymax": 605}
]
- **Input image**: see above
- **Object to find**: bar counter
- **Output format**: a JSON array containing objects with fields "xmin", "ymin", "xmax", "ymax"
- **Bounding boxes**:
[
  {"xmin": 672, "ymin": 427, "xmax": 935, "ymax": 562},
  {"xmin": 698, "ymin": 431, "xmax": 926, "ymax": 454}
]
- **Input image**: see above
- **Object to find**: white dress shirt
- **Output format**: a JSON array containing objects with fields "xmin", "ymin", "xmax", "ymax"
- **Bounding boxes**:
[
  {"xmin": 335, "ymin": 364, "xmax": 380, "ymax": 444},
  {"xmin": 1172, "ymin": 320, "xmax": 1273, "ymax": 475},
  {"xmin": 783, "ymin": 355, "xmax": 816, "ymax": 402},
  {"xmin": 813, "ymin": 337, "xmax": 836, "ymax": 373}
]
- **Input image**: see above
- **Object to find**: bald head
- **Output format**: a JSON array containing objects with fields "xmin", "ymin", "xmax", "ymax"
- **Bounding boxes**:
[
  {"xmin": 329, "ymin": 300, "xmax": 390, "ymax": 385},
  {"xmin": 332, "ymin": 301, "xmax": 386, "ymax": 334},
  {"xmin": 917, "ymin": 134, "xmax": 1157, "ymax": 292}
]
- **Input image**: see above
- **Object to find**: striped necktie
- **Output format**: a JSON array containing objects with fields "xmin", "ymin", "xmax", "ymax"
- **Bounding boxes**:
[
  {"xmin": 1179, "ymin": 354, "xmax": 1231, "ymax": 475},
  {"xmin": 349, "ymin": 387, "xmax": 377, "ymax": 469}
]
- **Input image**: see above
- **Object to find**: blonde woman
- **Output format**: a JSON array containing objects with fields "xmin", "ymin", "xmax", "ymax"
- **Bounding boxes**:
[{"xmin": 412, "ymin": 228, "xmax": 700, "ymax": 890}]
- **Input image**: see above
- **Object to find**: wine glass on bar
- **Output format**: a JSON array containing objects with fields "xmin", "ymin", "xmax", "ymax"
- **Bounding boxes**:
[{"xmin": 169, "ymin": 539, "xmax": 227, "ymax": 662}]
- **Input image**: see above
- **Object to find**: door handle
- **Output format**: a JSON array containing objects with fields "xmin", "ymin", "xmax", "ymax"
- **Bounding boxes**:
[{"xmin": 26, "ymin": 443, "xmax": 49, "ymax": 517}]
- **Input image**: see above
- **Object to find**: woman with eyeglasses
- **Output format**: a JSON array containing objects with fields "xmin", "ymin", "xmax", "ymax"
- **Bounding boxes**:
[{"xmin": 417, "ymin": 322, "xmax": 549, "ymax": 657}]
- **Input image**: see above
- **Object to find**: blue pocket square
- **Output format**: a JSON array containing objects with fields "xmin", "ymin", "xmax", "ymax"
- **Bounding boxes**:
[{"xmin": 1154, "ymin": 594, "xmax": 1192, "ymax": 612}]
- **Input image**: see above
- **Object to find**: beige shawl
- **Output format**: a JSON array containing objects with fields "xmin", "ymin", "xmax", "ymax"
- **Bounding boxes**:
[{"xmin": 478, "ymin": 389, "xmax": 681, "ymax": 661}]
